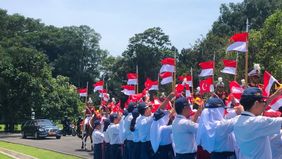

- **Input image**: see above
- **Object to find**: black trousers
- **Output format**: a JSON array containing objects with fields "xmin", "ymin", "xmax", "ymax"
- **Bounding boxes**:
[
  {"xmin": 104, "ymin": 143, "xmax": 110, "ymax": 159},
  {"xmin": 124, "ymin": 140, "xmax": 134, "ymax": 159},
  {"xmin": 110, "ymin": 144, "xmax": 122, "ymax": 159},
  {"xmin": 154, "ymin": 144, "xmax": 175, "ymax": 159},
  {"xmin": 133, "ymin": 142, "xmax": 141, "ymax": 159},
  {"xmin": 94, "ymin": 143, "xmax": 102, "ymax": 159},
  {"xmin": 175, "ymin": 153, "xmax": 196, "ymax": 159},
  {"xmin": 211, "ymin": 151, "xmax": 236, "ymax": 159},
  {"xmin": 140, "ymin": 141, "xmax": 154, "ymax": 159}
]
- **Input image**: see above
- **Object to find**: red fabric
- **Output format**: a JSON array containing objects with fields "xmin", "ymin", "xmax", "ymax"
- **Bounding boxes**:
[
  {"xmin": 199, "ymin": 61, "xmax": 214, "ymax": 69},
  {"xmin": 229, "ymin": 81, "xmax": 243, "ymax": 100},
  {"xmin": 199, "ymin": 77, "xmax": 213, "ymax": 94},
  {"xmin": 93, "ymin": 81, "xmax": 104, "ymax": 87},
  {"xmin": 161, "ymin": 57, "xmax": 175, "ymax": 66},
  {"xmin": 160, "ymin": 72, "xmax": 173, "ymax": 78},
  {"xmin": 127, "ymin": 73, "xmax": 137, "ymax": 79},
  {"xmin": 222, "ymin": 59, "xmax": 237, "ymax": 67},
  {"xmin": 230, "ymin": 32, "xmax": 248, "ymax": 42},
  {"xmin": 263, "ymin": 111, "xmax": 282, "ymax": 117}
]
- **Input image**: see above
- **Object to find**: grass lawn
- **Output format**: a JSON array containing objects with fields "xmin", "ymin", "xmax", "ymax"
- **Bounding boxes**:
[
  {"xmin": 0, "ymin": 153, "xmax": 13, "ymax": 159},
  {"xmin": 0, "ymin": 141, "xmax": 82, "ymax": 159}
]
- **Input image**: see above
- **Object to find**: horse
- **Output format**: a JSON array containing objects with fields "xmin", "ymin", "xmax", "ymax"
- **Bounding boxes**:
[{"xmin": 81, "ymin": 114, "xmax": 100, "ymax": 150}]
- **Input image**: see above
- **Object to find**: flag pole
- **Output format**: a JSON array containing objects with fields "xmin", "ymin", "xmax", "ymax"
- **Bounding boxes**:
[
  {"xmin": 158, "ymin": 73, "xmax": 160, "ymax": 95},
  {"xmin": 213, "ymin": 52, "xmax": 215, "ymax": 85},
  {"xmin": 190, "ymin": 67, "xmax": 194, "ymax": 94},
  {"xmin": 173, "ymin": 52, "xmax": 177, "ymax": 92},
  {"xmin": 136, "ymin": 65, "xmax": 139, "ymax": 94},
  {"xmin": 245, "ymin": 19, "xmax": 249, "ymax": 86},
  {"xmin": 234, "ymin": 52, "xmax": 239, "ymax": 81},
  {"xmin": 85, "ymin": 81, "xmax": 89, "ymax": 104}
]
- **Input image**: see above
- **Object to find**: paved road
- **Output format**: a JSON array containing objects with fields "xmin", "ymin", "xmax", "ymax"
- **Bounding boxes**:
[{"xmin": 0, "ymin": 133, "xmax": 93, "ymax": 159}]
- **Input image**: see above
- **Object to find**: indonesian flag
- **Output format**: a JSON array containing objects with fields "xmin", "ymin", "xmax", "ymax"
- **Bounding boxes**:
[
  {"xmin": 199, "ymin": 61, "xmax": 214, "ymax": 77},
  {"xmin": 185, "ymin": 84, "xmax": 192, "ymax": 98},
  {"xmin": 160, "ymin": 72, "xmax": 173, "ymax": 85},
  {"xmin": 199, "ymin": 77, "xmax": 214, "ymax": 94},
  {"xmin": 221, "ymin": 59, "xmax": 237, "ymax": 75},
  {"xmin": 93, "ymin": 81, "xmax": 104, "ymax": 92},
  {"xmin": 160, "ymin": 58, "xmax": 175, "ymax": 73},
  {"xmin": 178, "ymin": 75, "xmax": 193, "ymax": 87},
  {"xmin": 121, "ymin": 85, "xmax": 135, "ymax": 95},
  {"xmin": 229, "ymin": 81, "xmax": 244, "ymax": 100},
  {"xmin": 129, "ymin": 93, "xmax": 144, "ymax": 103},
  {"xmin": 176, "ymin": 84, "xmax": 185, "ymax": 97},
  {"xmin": 101, "ymin": 93, "xmax": 110, "ymax": 102},
  {"xmin": 263, "ymin": 71, "xmax": 278, "ymax": 97},
  {"xmin": 78, "ymin": 88, "xmax": 87, "ymax": 97},
  {"xmin": 127, "ymin": 73, "xmax": 138, "ymax": 85},
  {"xmin": 268, "ymin": 96, "xmax": 282, "ymax": 111},
  {"xmin": 151, "ymin": 98, "xmax": 161, "ymax": 113},
  {"xmin": 226, "ymin": 32, "xmax": 248, "ymax": 52},
  {"xmin": 145, "ymin": 78, "xmax": 159, "ymax": 90}
]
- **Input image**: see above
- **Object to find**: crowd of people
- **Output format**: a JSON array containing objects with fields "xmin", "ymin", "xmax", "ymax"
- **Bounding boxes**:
[{"xmin": 82, "ymin": 72, "xmax": 282, "ymax": 159}]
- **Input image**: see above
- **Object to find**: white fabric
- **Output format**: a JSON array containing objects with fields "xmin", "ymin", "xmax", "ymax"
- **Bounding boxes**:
[
  {"xmin": 132, "ymin": 115, "xmax": 141, "ymax": 142},
  {"xmin": 199, "ymin": 68, "xmax": 214, "ymax": 77},
  {"xmin": 196, "ymin": 107, "xmax": 238, "ymax": 153},
  {"xmin": 160, "ymin": 64, "xmax": 175, "ymax": 73},
  {"xmin": 94, "ymin": 85, "xmax": 103, "ymax": 92},
  {"xmin": 121, "ymin": 89, "xmax": 135, "ymax": 95},
  {"xmin": 270, "ymin": 97, "xmax": 282, "ymax": 111},
  {"xmin": 172, "ymin": 115, "xmax": 198, "ymax": 154},
  {"xmin": 92, "ymin": 129, "xmax": 104, "ymax": 144},
  {"xmin": 221, "ymin": 66, "xmax": 236, "ymax": 75},
  {"xmin": 150, "ymin": 112, "xmax": 170, "ymax": 153},
  {"xmin": 118, "ymin": 116, "xmax": 126, "ymax": 143},
  {"xmin": 149, "ymin": 85, "xmax": 159, "ymax": 91},
  {"xmin": 265, "ymin": 74, "xmax": 277, "ymax": 97},
  {"xmin": 161, "ymin": 76, "xmax": 173, "ymax": 85},
  {"xmin": 103, "ymin": 131, "xmax": 110, "ymax": 143},
  {"xmin": 124, "ymin": 113, "xmax": 134, "ymax": 141},
  {"xmin": 270, "ymin": 130, "xmax": 282, "ymax": 159},
  {"xmin": 234, "ymin": 112, "xmax": 282, "ymax": 159},
  {"xmin": 136, "ymin": 115, "xmax": 153, "ymax": 142},
  {"xmin": 84, "ymin": 116, "xmax": 91, "ymax": 125},
  {"xmin": 107, "ymin": 123, "xmax": 123, "ymax": 145},
  {"xmin": 127, "ymin": 79, "xmax": 138, "ymax": 85},
  {"xmin": 79, "ymin": 92, "xmax": 87, "ymax": 97},
  {"xmin": 227, "ymin": 42, "xmax": 247, "ymax": 52}
]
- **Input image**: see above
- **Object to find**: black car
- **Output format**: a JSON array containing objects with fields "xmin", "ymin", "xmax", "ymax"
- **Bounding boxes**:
[{"xmin": 21, "ymin": 119, "xmax": 62, "ymax": 139}]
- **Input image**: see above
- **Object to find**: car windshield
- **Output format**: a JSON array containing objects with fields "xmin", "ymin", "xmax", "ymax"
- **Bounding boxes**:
[{"xmin": 34, "ymin": 119, "xmax": 55, "ymax": 126}]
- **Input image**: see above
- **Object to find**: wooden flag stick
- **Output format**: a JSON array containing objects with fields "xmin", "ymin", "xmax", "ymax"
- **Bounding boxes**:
[
  {"xmin": 234, "ymin": 52, "xmax": 239, "ymax": 81},
  {"xmin": 136, "ymin": 65, "xmax": 139, "ymax": 94},
  {"xmin": 245, "ymin": 19, "xmax": 249, "ymax": 85}
]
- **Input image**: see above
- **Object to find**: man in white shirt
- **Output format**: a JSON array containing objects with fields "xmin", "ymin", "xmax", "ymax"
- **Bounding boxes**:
[
  {"xmin": 107, "ymin": 113, "xmax": 122, "ymax": 159},
  {"xmin": 172, "ymin": 97, "xmax": 202, "ymax": 159},
  {"xmin": 234, "ymin": 87, "xmax": 282, "ymax": 159}
]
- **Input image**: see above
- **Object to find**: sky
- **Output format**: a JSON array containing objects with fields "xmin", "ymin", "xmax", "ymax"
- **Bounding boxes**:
[{"xmin": 0, "ymin": 0, "xmax": 243, "ymax": 56}]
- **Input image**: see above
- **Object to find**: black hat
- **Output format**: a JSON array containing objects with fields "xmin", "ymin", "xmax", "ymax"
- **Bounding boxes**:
[
  {"xmin": 175, "ymin": 97, "xmax": 189, "ymax": 108},
  {"xmin": 138, "ymin": 102, "xmax": 149, "ymax": 111},
  {"xmin": 109, "ymin": 113, "xmax": 119, "ymax": 123},
  {"xmin": 153, "ymin": 109, "xmax": 165, "ymax": 121},
  {"xmin": 93, "ymin": 120, "xmax": 101, "ymax": 129},
  {"xmin": 240, "ymin": 87, "xmax": 267, "ymax": 104},
  {"xmin": 205, "ymin": 97, "xmax": 225, "ymax": 108},
  {"xmin": 127, "ymin": 102, "xmax": 136, "ymax": 113}
]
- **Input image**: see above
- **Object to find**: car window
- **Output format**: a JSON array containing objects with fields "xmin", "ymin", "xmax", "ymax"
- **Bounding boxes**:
[{"xmin": 34, "ymin": 119, "xmax": 55, "ymax": 126}]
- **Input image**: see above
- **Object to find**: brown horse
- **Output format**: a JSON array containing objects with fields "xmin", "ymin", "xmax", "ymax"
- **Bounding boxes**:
[{"xmin": 81, "ymin": 116, "xmax": 94, "ymax": 150}]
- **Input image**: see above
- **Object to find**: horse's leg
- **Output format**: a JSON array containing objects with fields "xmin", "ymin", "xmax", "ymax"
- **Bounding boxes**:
[
  {"xmin": 84, "ymin": 134, "xmax": 89, "ymax": 150},
  {"xmin": 81, "ymin": 134, "xmax": 86, "ymax": 149}
]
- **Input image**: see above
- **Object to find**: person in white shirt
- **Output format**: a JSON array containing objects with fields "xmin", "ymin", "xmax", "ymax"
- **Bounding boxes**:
[
  {"xmin": 233, "ymin": 87, "xmax": 282, "ymax": 159},
  {"xmin": 102, "ymin": 118, "xmax": 110, "ymax": 159},
  {"xmin": 123, "ymin": 102, "xmax": 136, "ymax": 159},
  {"xmin": 270, "ymin": 130, "xmax": 282, "ymax": 159},
  {"xmin": 172, "ymin": 96, "xmax": 202, "ymax": 159},
  {"xmin": 107, "ymin": 113, "xmax": 122, "ymax": 159},
  {"xmin": 150, "ymin": 108, "xmax": 175, "ymax": 159},
  {"xmin": 92, "ymin": 120, "xmax": 104, "ymax": 159},
  {"xmin": 130, "ymin": 108, "xmax": 141, "ymax": 159},
  {"xmin": 196, "ymin": 97, "xmax": 241, "ymax": 159}
]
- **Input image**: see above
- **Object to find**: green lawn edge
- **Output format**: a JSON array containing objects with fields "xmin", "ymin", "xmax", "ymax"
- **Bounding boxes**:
[
  {"xmin": 0, "ymin": 141, "xmax": 82, "ymax": 159},
  {"xmin": 0, "ymin": 152, "xmax": 13, "ymax": 159}
]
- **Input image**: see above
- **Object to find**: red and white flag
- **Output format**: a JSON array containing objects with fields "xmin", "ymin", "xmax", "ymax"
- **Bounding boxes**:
[
  {"xmin": 185, "ymin": 84, "xmax": 192, "ymax": 98},
  {"xmin": 78, "ymin": 88, "xmax": 87, "ymax": 97},
  {"xmin": 160, "ymin": 58, "xmax": 175, "ymax": 73},
  {"xmin": 199, "ymin": 61, "xmax": 214, "ymax": 77},
  {"xmin": 199, "ymin": 77, "xmax": 214, "ymax": 94},
  {"xmin": 160, "ymin": 72, "xmax": 173, "ymax": 85},
  {"xmin": 226, "ymin": 32, "xmax": 248, "ymax": 52},
  {"xmin": 263, "ymin": 71, "xmax": 278, "ymax": 97},
  {"xmin": 93, "ymin": 81, "xmax": 104, "ymax": 92},
  {"xmin": 178, "ymin": 75, "xmax": 193, "ymax": 87},
  {"xmin": 127, "ymin": 73, "xmax": 138, "ymax": 85},
  {"xmin": 121, "ymin": 85, "xmax": 135, "ymax": 95},
  {"xmin": 145, "ymin": 78, "xmax": 159, "ymax": 90},
  {"xmin": 229, "ymin": 81, "xmax": 244, "ymax": 100},
  {"xmin": 101, "ymin": 93, "xmax": 110, "ymax": 102},
  {"xmin": 268, "ymin": 96, "xmax": 282, "ymax": 111},
  {"xmin": 221, "ymin": 59, "xmax": 237, "ymax": 75}
]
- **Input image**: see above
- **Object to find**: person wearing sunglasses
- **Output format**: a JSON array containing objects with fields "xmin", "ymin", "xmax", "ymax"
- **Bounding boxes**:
[{"xmin": 233, "ymin": 87, "xmax": 282, "ymax": 159}]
